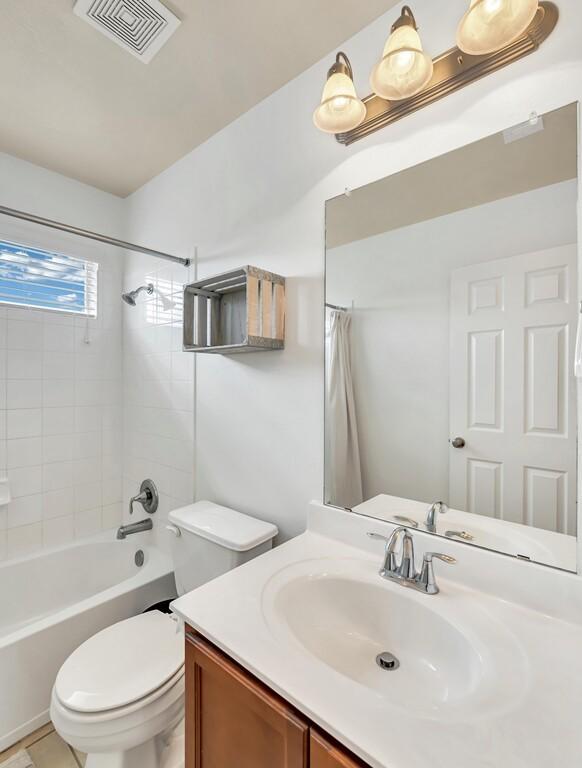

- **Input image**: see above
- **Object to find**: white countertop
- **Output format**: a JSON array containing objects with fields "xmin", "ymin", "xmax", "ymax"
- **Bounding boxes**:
[{"xmin": 171, "ymin": 503, "xmax": 582, "ymax": 768}]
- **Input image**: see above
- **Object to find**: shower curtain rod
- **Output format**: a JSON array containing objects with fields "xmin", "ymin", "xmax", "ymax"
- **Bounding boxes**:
[{"xmin": 0, "ymin": 204, "xmax": 191, "ymax": 267}]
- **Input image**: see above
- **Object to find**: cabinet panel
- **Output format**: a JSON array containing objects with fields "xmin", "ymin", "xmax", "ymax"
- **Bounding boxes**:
[
  {"xmin": 311, "ymin": 730, "xmax": 367, "ymax": 768},
  {"xmin": 185, "ymin": 631, "xmax": 309, "ymax": 768}
]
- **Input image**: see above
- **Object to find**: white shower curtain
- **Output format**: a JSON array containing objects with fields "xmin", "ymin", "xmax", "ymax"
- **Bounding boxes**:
[{"xmin": 327, "ymin": 310, "xmax": 363, "ymax": 508}]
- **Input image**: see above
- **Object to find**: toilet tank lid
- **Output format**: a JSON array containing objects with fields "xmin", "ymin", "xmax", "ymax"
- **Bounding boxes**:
[{"xmin": 168, "ymin": 501, "xmax": 278, "ymax": 551}]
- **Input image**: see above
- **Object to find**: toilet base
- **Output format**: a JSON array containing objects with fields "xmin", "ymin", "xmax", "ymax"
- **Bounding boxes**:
[
  {"xmin": 84, "ymin": 720, "xmax": 184, "ymax": 768},
  {"xmin": 86, "ymin": 739, "xmax": 158, "ymax": 768}
]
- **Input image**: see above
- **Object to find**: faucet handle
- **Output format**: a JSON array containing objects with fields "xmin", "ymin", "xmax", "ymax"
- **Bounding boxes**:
[
  {"xmin": 424, "ymin": 552, "xmax": 456, "ymax": 565},
  {"xmin": 417, "ymin": 551, "xmax": 456, "ymax": 595},
  {"xmin": 367, "ymin": 531, "xmax": 398, "ymax": 574}
]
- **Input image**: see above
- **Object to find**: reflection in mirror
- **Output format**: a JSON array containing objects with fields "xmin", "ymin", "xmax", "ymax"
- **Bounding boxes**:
[{"xmin": 325, "ymin": 103, "xmax": 578, "ymax": 572}]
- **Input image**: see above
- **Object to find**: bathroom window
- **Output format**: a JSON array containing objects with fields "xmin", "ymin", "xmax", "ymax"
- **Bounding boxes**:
[{"xmin": 0, "ymin": 239, "xmax": 98, "ymax": 316}]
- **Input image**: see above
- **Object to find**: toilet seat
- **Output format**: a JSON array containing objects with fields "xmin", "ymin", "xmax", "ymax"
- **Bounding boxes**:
[
  {"xmin": 50, "ymin": 611, "xmax": 185, "ymax": 757},
  {"xmin": 55, "ymin": 611, "xmax": 184, "ymax": 713}
]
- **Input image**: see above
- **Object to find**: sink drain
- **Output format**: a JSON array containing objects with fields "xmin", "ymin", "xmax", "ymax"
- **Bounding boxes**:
[{"xmin": 376, "ymin": 652, "xmax": 399, "ymax": 671}]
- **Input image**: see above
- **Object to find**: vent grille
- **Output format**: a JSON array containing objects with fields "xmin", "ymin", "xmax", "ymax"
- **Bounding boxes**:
[{"xmin": 74, "ymin": 0, "xmax": 181, "ymax": 63}]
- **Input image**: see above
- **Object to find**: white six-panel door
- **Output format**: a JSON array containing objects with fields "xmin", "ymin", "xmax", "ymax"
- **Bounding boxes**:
[{"xmin": 449, "ymin": 244, "xmax": 577, "ymax": 535}]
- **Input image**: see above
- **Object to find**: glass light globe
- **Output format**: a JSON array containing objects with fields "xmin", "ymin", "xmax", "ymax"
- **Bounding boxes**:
[
  {"xmin": 457, "ymin": 0, "xmax": 539, "ymax": 55},
  {"xmin": 370, "ymin": 22, "xmax": 434, "ymax": 101},
  {"xmin": 313, "ymin": 70, "xmax": 366, "ymax": 134}
]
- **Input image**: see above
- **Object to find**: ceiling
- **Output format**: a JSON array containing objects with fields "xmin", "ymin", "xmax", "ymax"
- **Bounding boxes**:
[
  {"xmin": 0, "ymin": 0, "xmax": 399, "ymax": 198},
  {"xmin": 326, "ymin": 103, "xmax": 578, "ymax": 249}
]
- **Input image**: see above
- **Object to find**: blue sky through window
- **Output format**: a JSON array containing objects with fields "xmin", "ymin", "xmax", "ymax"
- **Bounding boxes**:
[{"xmin": 0, "ymin": 239, "xmax": 97, "ymax": 315}]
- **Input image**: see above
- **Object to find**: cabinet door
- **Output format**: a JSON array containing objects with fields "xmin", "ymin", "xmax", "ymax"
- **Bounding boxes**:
[
  {"xmin": 311, "ymin": 730, "xmax": 367, "ymax": 768},
  {"xmin": 185, "ymin": 631, "xmax": 309, "ymax": 768}
]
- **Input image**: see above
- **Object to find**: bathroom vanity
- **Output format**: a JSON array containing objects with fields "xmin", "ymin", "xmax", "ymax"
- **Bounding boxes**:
[{"xmin": 172, "ymin": 502, "xmax": 582, "ymax": 768}]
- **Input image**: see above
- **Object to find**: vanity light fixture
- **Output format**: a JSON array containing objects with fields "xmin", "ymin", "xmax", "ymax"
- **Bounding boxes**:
[
  {"xmin": 457, "ymin": 0, "xmax": 540, "ymax": 55},
  {"xmin": 314, "ymin": 2, "xmax": 557, "ymax": 144},
  {"xmin": 313, "ymin": 52, "xmax": 366, "ymax": 134},
  {"xmin": 370, "ymin": 6, "xmax": 433, "ymax": 101}
]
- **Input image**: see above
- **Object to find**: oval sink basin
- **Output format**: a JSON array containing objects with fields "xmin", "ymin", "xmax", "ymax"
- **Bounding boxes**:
[{"xmin": 262, "ymin": 558, "xmax": 527, "ymax": 722}]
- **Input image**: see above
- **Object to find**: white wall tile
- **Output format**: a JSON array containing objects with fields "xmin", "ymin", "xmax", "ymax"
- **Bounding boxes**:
[
  {"xmin": 42, "ymin": 351, "xmax": 75, "ymax": 379},
  {"xmin": 102, "ymin": 503, "xmax": 122, "ymax": 530},
  {"xmin": 42, "ymin": 514, "xmax": 74, "ymax": 548},
  {"xmin": 8, "ymin": 465, "xmax": 42, "ymax": 498},
  {"xmin": 43, "ymin": 407, "xmax": 75, "ymax": 435},
  {"xmin": 74, "ymin": 481, "xmax": 102, "ymax": 513},
  {"xmin": 43, "ymin": 324, "xmax": 75, "ymax": 353},
  {"xmin": 75, "ymin": 406, "xmax": 101, "ymax": 433},
  {"xmin": 6, "ymin": 523, "xmax": 42, "ymax": 558},
  {"xmin": 42, "ymin": 434, "xmax": 74, "ymax": 463},
  {"xmin": 6, "ymin": 494, "xmax": 42, "ymax": 527},
  {"xmin": 7, "ymin": 380, "xmax": 42, "ymax": 409},
  {"xmin": 43, "ymin": 380, "xmax": 75, "ymax": 408},
  {"xmin": 74, "ymin": 508, "xmax": 102, "ymax": 539},
  {"xmin": 72, "ymin": 458, "xmax": 95, "ymax": 485},
  {"xmin": 7, "ymin": 350, "xmax": 42, "ymax": 379},
  {"xmin": 7, "ymin": 409, "xmax": 42, "ymax": 439},
  {"xmin": 7, "ymin": 437, "xmax": 42, "ymax": 469},
  {"xmin": 42, "ymin": 487, "xmax": 75, "ymax": 520},
  {"xmin": 42, "ymin": 461, "xmax": 73, "ymax": 492},
  {"xmin": 7, "ymin": 320, "xmax": 43, "ymax": 351}
]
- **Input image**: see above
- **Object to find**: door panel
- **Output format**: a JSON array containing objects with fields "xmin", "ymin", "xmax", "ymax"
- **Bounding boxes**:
[
  {"xmin": 450, "ymin": 244, "xmax": 577, "ymax": 535},
  {"xmin": 525, "ymin": 324, "xmax": 567, "ymax": 435}
]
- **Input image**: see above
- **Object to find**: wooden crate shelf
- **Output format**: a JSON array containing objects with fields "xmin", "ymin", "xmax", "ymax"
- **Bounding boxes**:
[{"xmin": 183, "ymin": 266, "xmax": 285, "ymax": 354}]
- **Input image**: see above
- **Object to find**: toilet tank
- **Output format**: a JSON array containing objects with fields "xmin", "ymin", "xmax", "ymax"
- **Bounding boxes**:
[{"xmin": 167, "ymin": 501, "xmax": 278, "ymax": 596}]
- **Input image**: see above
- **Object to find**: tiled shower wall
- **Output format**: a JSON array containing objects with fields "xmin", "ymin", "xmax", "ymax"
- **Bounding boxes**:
[
  {"xmin": 0, "ymin": 225, "xmax": 123, "ymax": 561},
  {"xmin": 122, "ymin": 253, "xmax": 195, "ymax": 552}
]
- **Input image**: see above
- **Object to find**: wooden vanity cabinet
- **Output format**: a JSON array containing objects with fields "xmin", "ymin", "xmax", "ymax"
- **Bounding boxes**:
[{"xmin": 185, "ymin": 628, "xmax": 370, "ymax": 768}]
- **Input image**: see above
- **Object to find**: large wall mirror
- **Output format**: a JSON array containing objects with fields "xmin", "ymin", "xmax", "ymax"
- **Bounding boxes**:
[{"xmin": 325, "ymin": 103, "xmax": 579, "ymax": 572}]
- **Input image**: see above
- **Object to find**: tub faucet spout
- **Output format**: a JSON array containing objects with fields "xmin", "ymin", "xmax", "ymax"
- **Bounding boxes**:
[{"xmin": 116, "ymin": 518, "xmax": 153, "ymax": 540}]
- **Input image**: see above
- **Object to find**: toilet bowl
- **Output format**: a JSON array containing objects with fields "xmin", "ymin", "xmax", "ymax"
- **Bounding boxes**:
[
  {"xmin": 51, "ymin": 501, "xmax": 278, "ymax": 768},
  {"xmin": 50, "ymin": 611, "xmax": 185, "ymax": 768}
]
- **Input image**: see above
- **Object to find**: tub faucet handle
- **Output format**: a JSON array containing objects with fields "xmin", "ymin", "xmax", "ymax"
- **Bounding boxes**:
[{"xmin": 129, "ymin": 479, "xmax": 159, "ymax": 515}]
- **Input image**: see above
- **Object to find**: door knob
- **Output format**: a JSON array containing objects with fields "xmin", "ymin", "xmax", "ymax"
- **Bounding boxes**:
[{"xmin": 451, "ymin": 437, "xmax": 465, "ymax": 448}]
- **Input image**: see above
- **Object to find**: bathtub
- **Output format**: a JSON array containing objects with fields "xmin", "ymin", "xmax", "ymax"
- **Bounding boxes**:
[{"xmin": 0, "ymin": 531, "xmax": 176, "ymax": 751}]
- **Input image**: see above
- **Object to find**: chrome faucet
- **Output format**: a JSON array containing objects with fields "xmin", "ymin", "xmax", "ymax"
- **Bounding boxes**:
[
  {"xmin": 117, "ymin": 518, "xmax": 153, "ymax": 539},
  {"xmin": 129, "ymin": 479, "xmax": 159, "ymax": 516},
  {"xmin": 367, "ymin": 528, "xmax": 456, "ymax": 595},
  {"xmin": 117, "ymin": 479, "xmax": 159, "ymax": 540},
  {"xmin": 425, "ymin": 500, "xmax": 448, "ymax": 533}
]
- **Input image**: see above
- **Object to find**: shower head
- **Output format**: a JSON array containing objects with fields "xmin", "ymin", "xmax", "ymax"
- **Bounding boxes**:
[{"xmin": 122, "ymin": 283, "xmax": 154, "ymax": 306}]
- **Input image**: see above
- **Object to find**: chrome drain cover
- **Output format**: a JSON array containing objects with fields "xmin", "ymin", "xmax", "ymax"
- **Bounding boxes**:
[
  {"xmin": 135, "ymin": 550, "xmax": 145, "ymax": 567},
  {"xmin": 376, "ymin": 652, "xmax": 400, "ymax": 671}
]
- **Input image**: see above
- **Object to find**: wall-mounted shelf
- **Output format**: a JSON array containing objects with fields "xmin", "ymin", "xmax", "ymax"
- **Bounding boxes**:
[{"xmin": 183, "ymin": 266, "xmax": 285, "ymax": 354}]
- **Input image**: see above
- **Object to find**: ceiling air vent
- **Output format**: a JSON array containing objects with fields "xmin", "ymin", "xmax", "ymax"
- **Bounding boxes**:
[{"xmin": 73, "ymin": 0, "xmax": 181, "ymax": 63}]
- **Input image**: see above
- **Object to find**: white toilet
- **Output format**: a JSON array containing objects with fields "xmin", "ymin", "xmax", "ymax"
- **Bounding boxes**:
[{"xmin": 50, "ymin": 501, "xmax": 278, "ymax": 768}]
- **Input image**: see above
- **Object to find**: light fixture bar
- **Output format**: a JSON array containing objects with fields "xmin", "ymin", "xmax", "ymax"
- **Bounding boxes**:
[{"xmin": 335, "ymin": 1, "xmax": 557, "ymax": 146}]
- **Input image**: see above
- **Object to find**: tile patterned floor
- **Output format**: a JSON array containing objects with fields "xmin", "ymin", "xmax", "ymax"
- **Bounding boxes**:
[{"xmin": 0, "ymin": 724, "xmax": 85, "ymax": 768}]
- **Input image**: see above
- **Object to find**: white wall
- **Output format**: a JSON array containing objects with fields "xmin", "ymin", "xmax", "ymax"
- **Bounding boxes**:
[
  {"xmin": 0, "ymin": 154, "xmax": 125, "ymax": 559},
  {"xmin": 125, "ymin": 0, "xmax": 582, "ymax": 541},
  {"xmin": 327, "ymin": 181, "xmax": 577, "ymax": 504}
]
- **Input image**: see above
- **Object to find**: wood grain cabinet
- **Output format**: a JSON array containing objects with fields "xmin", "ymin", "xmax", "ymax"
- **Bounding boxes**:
[
  {"xmin": 185, "ymin": 629, "xmax": 370, "ymax": 768},
  {"xmin": 310, "ymin": 731, "xmax": 368, "ymax": 768}
]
